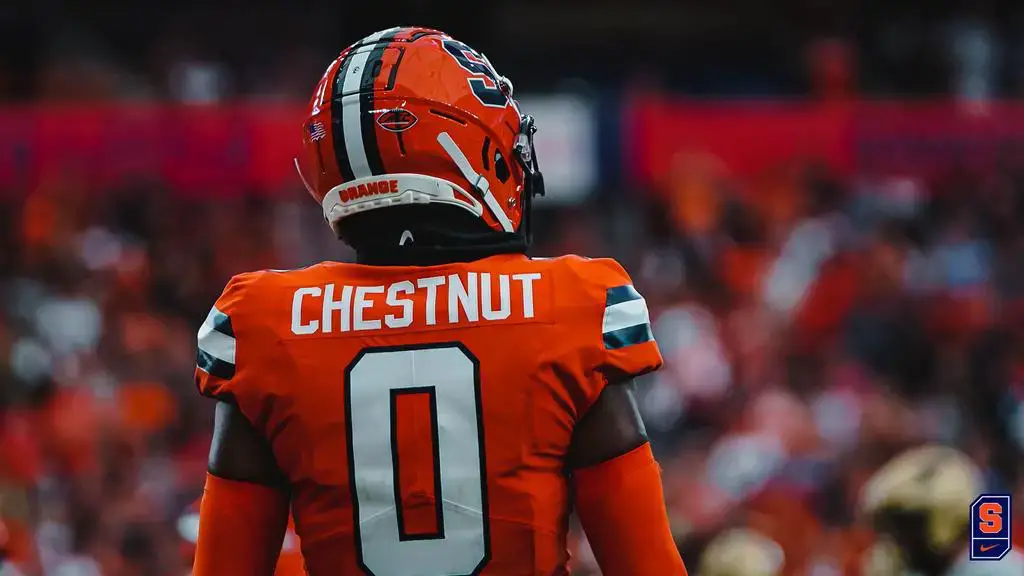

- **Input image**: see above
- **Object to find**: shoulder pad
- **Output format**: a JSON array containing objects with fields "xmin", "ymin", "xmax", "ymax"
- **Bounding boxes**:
[
  {"xmin": 195, "ymin": 271, "xmax": 266, "ymax": 399},
  {"xmin": 561, "ymin": 256, "xmax": 662, "ymax": 381}
]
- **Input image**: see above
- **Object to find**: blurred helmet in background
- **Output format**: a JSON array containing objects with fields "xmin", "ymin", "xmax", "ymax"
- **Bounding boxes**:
[
  {"xmin": 698, "ymin": 528, "xmax": 785, "ymax": 576},
  {"xmin": 858, "ymin": 445, "xmax": 982, "ymax": 569}
]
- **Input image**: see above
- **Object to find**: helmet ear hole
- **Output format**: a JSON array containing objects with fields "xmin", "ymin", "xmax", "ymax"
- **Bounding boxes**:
[
  {"xmin": 493, "ymin": 150, "xmax": 510, "ymax": 183},
  {"xmin": 481, "ymin": 138, "xmax": 491, "ymax": 171}
]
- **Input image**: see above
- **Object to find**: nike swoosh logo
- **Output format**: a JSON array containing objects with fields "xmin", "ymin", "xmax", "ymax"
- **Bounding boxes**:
[{"xmin": 980, "ymin": 543, "xmax": 999, "ymax": 552}]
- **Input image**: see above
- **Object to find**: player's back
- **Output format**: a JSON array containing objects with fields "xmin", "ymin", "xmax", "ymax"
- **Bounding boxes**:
[{"xmin": 195, "ymin": 253, "xmax": 661, "ymax": 576}]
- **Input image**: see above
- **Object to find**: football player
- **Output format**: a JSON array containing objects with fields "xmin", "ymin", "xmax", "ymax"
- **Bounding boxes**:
[
  {"xmin": 192, "ymin": 26, "xmax": 686, "ymax": 576},
  {"xmin": 859, "ymin": 445, "xmax": 1024, "ymax": 576},
  {"xmin": 178, "ymin": 498, "xmax": 305, "ymax": 575}
]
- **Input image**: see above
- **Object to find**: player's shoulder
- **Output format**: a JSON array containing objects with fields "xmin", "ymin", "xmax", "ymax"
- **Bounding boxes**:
[
  {"xmin": 196, "ymin": 264, "xmax": 336, "ymax": 386},
  {"xmin": 535, "ymin": 254, "xmax": 632, "ymax": 283},
  {"xmin": 532, "ymin": 254, "xmax": 661, "ymax": 388},
  {"xmin": 543, "ymin": 254, "xmax": 644, "ymax": 307},
  {"xmin": 211, "ymin": 263, "xmax": 342, "ymax": 310},
  {"xmin": 530, "ymin": 254, "xmax": 637, "ymax": 301},
  {"xmin": 208, "ymin": 269, "xmax": 267, "ymax": 313},
  {"xmin": 539, "ymin": 254, "xmax": 654, "ymax": 349}
]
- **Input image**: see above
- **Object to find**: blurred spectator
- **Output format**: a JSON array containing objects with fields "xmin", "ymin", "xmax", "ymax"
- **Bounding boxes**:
[{"xmin": 946, "ymin": 7, "xmax": 999, "ymax": 104}]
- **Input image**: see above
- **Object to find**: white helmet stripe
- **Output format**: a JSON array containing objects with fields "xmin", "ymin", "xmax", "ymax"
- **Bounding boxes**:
[{"xmin": 340, "ymin": 28, "xmax": 394, "ymax": 179}]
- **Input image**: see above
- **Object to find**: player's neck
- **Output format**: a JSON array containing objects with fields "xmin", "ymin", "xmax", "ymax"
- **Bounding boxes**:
[{"xmin": 355, "ymin": 244, "xmax": 525, "ymax": 267}]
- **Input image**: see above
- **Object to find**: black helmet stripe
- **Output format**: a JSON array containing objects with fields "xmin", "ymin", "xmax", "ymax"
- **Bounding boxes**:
[
  {"xmin": 332, "ymin": 29, "xmax": 397, "ymax": 181},
  {"xmin": 359, "ymin": 37, "xmax": 394, "ymax": 176},
  {"xmin": 330, "ymin": 55, "xmax": 355, "ymax": 183}
]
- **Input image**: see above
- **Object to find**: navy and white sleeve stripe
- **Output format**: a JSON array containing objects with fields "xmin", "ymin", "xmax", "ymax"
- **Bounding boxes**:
[
  {"xmin": 196, "ymin": 306, "xmax": 236, "ymax": 380},
  {"xmin": 602, "ymin": 285, "xmax": 654, "ymax": 350}
]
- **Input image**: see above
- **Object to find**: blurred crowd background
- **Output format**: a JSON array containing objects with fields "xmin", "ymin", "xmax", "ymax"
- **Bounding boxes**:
[{"xmin": 3, "ymin": 0, "xmax": 1024, "ymax": 574}]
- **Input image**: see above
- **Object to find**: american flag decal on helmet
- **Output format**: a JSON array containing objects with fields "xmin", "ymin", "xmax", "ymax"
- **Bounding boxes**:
[{"xmin": 308, "ymin": 121, "xmax": 327, "ymax": 141}]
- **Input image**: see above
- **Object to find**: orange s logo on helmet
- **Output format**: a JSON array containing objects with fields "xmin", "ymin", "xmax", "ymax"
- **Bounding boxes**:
[{"xmin": 295, "ymin": 27, "xmax": 544, "ymax": 239}]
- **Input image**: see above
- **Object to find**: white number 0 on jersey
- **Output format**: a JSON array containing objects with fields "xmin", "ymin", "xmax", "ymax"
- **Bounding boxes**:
[{"xmin": 345, "ymin": 344, "xmax": 490, "ymax": 576}]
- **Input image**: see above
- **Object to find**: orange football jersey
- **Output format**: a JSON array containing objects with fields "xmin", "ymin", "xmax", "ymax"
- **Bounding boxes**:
[
  {"xmin": 179, "ymin": 498, "xmax": 306, "ymax": 576},
  {"xmin": 195, "ymin": 253, "xmax": 662, "ymax": 576}
]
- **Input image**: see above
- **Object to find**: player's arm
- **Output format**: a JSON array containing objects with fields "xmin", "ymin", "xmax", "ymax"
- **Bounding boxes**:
[
  {"xmin": 193, "ymin": 273, "xmax": 290, "ymax": 576},
  {"xmin": 567, "ymin": 381, "xmax": 686, "ymax": 576},
  {"xmin": 564, "ymin": 257, "xmax": 686, "ymax": 575},
  {"xmin": 194, "ymin": 401, "xmax": 290, "ymax": 576}
]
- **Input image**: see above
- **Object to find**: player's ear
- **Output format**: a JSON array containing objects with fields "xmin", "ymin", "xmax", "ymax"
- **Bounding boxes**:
[
  {"xmin": 566, "ymin": 380, "xmax": 649, "ymax": 470},
  {"xmin": 208, "ymin": 401, "xmax": 290, "ymax": 490}
]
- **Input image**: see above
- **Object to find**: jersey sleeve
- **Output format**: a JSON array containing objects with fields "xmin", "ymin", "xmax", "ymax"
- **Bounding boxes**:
[
  {"xmin": 194, "ymin": 272, "xmax": 261, "ymax": 401},
  {"xmin": 568, "ymin": 257, "xmax": 664, "ymax": 383}
]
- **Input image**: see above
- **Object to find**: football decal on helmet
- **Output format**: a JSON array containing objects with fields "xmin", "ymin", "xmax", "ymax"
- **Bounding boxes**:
[{"xmin": 375, "ymin": 109, "xmax": 418, "ymax": 132}]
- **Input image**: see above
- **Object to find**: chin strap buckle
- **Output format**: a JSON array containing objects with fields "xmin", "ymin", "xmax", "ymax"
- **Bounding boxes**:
[{"xmin": 514, "ymin": 114, "xmax": 545, "ymax": 198}]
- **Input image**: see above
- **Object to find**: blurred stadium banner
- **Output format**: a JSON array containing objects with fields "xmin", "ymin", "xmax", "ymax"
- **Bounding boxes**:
[
  {"xmin": 627, "ymin": 98, "xmax": 1024, "ymax": 190},
  {"xmin": 6, "ymin": 100, "xmax": 1024, "ymax": 197},
  {"xmin": 625, "ymin": 97, "xmax": 854, "ymax": 187},
  {"xmin": 516, "ymin": 95, "xmax": 597, "ymax": 204},
  {"xmin": 853, "ymin": 102, "xmax": 1024, "ymax": 176},
  {"xmin": 0, "ymin": 95, "xmax": 597, "ymax": 202},
  {"xmin": 0, "ymin": 103, "xmax": 305, "ymax": 197}
]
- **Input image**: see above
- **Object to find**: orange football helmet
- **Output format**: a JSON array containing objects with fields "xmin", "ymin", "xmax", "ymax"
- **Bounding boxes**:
[{"xmin": 295, "ymin": 26, "xmax": 545, "ymax": 246}]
